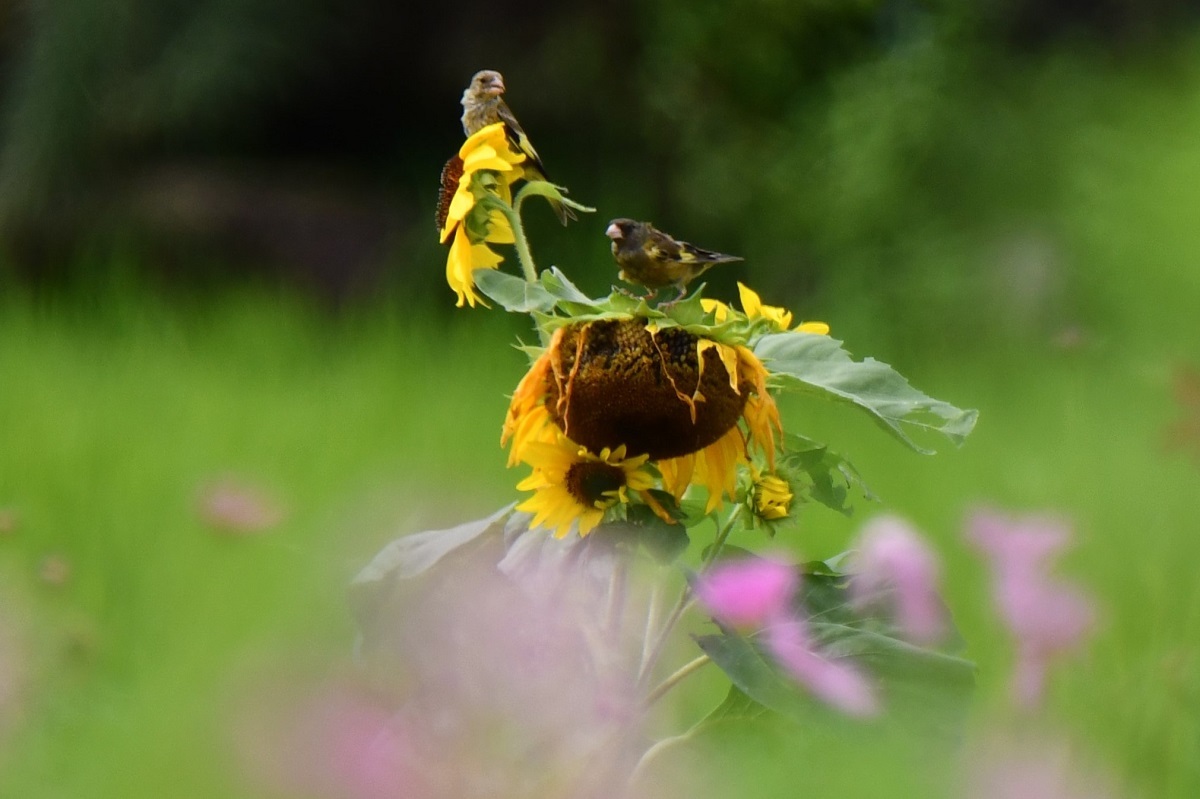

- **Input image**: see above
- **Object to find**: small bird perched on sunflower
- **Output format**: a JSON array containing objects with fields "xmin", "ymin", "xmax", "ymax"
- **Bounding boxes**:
[
  {"xmin": 605, "ymin": 218, "xmax": 744, "ymax": 301},
  {"xmin": 460, "ymin": 69, "xmax": 576, "ymax": 225}
]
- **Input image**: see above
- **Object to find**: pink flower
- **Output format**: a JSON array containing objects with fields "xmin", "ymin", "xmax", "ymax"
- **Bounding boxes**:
[
  {"xmin": 234, "ymin": 680, "xmax": 425, "ymax": 799},
  {"xmin": 967, "ymin": 509, "xmax": 1096, "ymax": 709},
  {"xmin": 850, "ymin": 515, "xmax": 947, "ymax": 645},
  {"xmin": 0, "ymin": 508, "xmax": 18, "ymax": 535},
  {"xmin": 764, "ymin": 622, "xmax": 880, "ymax": 717},
  {"xmin": 197, "ymin": 478, "xmax": 285, "ymax": 534},
  {"xmin": 966, "ymin": 734, "xmax": 1122, "ymax": 799},
  {"xmin": 693, "ymin": 557, "xmax": 797, "ymax": 628},
  {"xmin": 695, "ymin": 557, "xmax": 879, "ymax": 717}
]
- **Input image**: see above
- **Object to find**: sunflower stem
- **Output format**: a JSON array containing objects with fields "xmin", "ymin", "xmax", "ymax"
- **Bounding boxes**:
[
  {"xmin": 702, "ymin": 504, "xmax": 743, "ymax": 570},
  {"xmin": 629, "ymin": 731, "xmax": 695, "ymax": 789},
  {"xmin": 605, "ymin": 550, "xmax": 629, "ymax": 643},
  {"xmin": 644, "ymin": 654, "xmax": 711, "ymax": 708},
  {"xmin": 497, "ymin": 201, "xmax": 538, "ymax": 284},
  {"xmin": 636, "ymin": 506, "xmax": 744, "ymax": 687}
]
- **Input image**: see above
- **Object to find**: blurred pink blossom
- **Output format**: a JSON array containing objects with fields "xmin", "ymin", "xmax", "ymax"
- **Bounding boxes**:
[
  {"xmin": 38, "ymin": 554, "xmax": 71, "ymax": 587},
  {"xmin": 696, "ymin": 557, "xmax": 879, "ymax": 718},
  {"xmin": 0, "ymin": 602, "xmax": 31, "ymax": 752},
  {"xmin": 849, "ymin": 515, "xmax": 947, "ymax": 645},
  {"xmin": 966, "ymin": 734, "xmax": 1122, "ymax": 799},
  {"xmin": 693, "ymin": 556, "xmax": 797, "ymax": 629},
  {"xmin": 197, "ymin": 478, "xmax": 285, "ymax": 534},
  {"xmin": 764, "ymin": 622, "xmax": 880, "ymax": 717},
  {"xmin": 235, "ymin": 680, "xmax": 425, "ymax": 799},
  {"xmin": 967, "ymin": 509, "xmax": 1096, "ymax": 709},
  {"xmin": 238, "ymin": 533, "xmax": 652, "ymax": 799}
]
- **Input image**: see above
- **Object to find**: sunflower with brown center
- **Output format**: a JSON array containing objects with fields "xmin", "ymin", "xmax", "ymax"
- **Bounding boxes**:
[
  {"xmin": 516, "ymin": 437, "xmax": 656, "ymax": 538},
  {"xmin": 504, "ymin": 316, "xmax": 782, "ymax": 518}
]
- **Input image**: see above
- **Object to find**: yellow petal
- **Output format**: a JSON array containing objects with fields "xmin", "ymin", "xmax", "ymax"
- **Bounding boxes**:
[
  {"xmin": 736, "ymin": 282, "xmax": 763, "ymax": 316},
  {"xmin": 701, "ymin": 298, "xmax": 731, "ymax": 323},
  {"xmin": 445, "ymin": 227, "xmax": 479, "ymax": 307},
  {"xmin": 487, "ymin": 209, "xmax": 515, "ymax": 244},
  {"xmin": 796, "ymin": 321, "xmax": 830, "ymax": 335}
]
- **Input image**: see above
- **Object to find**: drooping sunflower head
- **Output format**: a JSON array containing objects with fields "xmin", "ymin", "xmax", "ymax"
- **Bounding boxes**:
[
  {"xmin": 516, "ymin": 437, "xmax": 655, "ymax": 538},
  {"xmin": 502, "ymin": 315, "xmax": 788, "ymax": 518},
  {"xmin": 543, "ymin": 318, "xmax": 749, "ymax": 460},
  {"xmin": 437, "ymin": 122, "xmax": 527, "ymax": 307}
]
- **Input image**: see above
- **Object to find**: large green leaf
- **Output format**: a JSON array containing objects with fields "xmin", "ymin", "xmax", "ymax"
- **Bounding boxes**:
[
  {"xmin": 753, "ymin": 332, "xmax": 978, "ymax": 454},
  {"xmin": 538, "ymin": 266, "xmax": 596, "ymax": 306},
  {"xmin": 590, "ymin": 505, "xmax": 692, "ymax": 564},
  {"xmin": 696, "ymin": 558, "xmax": 975, "ymax": 734},
  {"xmin": 695, "ymin": 631, "xmax": 817, "ymax": 723},
  {"xmin": 779, "ymin": 432, "xmax": 874, "ymax": 516},
  {"xmin": 474, "ymin": 269, "xmax": 557, "ymax": 313},
  {"xmin": 700, "ymin": 685, "xmax": 773, "ymax": 726},
  {"xmin": 350, "ymin": 504, "xmax": 513, "ymax": 588}
]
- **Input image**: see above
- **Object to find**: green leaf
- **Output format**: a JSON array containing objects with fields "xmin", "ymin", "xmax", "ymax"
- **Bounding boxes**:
[
  {"xmin": 779, "ymin": 432, "xmax": 874, "ymax": 515},
  {"xmin": 657, "ymin": 285, "xmax": 711, "ymax": 325},
  {"xmin": 474, "ymin": 269, "xmax": 557, "ymax": 313},
  {"xmin": 697, "ymin": 556, "xmax": 975, "ymax": 734},
  {"xmin": 591, "ymin": 507, "xmax": 691, "ymax": 563},
  {"xmin": 797, "ymin": 571, "xmax": 975, "ymax": 730},
  {"xmin": 351, "ymin": 504, "xmax": 513, "ymax": 586},
  {"xmin": 695, "ymin": 632, "xmax": 817, "ymax": 723},
  {"xmin": 349, "ymin": 504, "xmax": 515, "ymax": 627},
  {"xmin": 513, "ymin": 180, "xmax": 596, "ymax": 214},
  {"xmin": 699, "ymin": 685, "xmax": 772, "ymax": 726},
  {"xmin": 754, "ymin": 332, "xmax": 978, "ymax": 454},
  {"xmin": 538, "ymin": 266, "xmax": 597, "ymax": 305}
]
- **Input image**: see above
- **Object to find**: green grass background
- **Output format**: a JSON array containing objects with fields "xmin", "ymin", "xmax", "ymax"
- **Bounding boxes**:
[{"xmin": 3, "ymin": 54, "xmax": 1200, "ymax": 799}]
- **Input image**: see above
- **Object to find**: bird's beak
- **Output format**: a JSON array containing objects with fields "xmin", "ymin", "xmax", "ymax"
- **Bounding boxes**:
[
  {"xmin": 487, "ymin": 76, "xmax": 505, "ymax": 96},
  {"xmin": 605, "ymin": 223, "xmax": 623, "ymax": 240}
]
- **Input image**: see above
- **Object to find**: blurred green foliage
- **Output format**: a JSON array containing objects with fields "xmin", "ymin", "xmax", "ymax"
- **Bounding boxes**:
[
  {"xmin": 2, "ymin": 3, "xmax": 1200, "ymax": 796},
  {"xmin": 1, "ymin": 0, "xmax": 1199, "ymax": 347}
]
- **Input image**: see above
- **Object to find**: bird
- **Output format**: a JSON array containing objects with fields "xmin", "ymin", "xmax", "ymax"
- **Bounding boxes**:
[
  {"xmin": 460, "ymin": 69, "xmax": 575, "ymax": 225},
  {"xmin": 605, "ymin": 218, "xmax": 744, "ymax": 301}
]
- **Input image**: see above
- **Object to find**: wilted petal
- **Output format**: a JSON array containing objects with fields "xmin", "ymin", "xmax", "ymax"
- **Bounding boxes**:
[
  {"xmin": 694, "ymin": 557, "xmax": 798, "ymax": 629},
  {"xmin": 850, "ymin": 515, "xmax": 947, "ymax": 645},
  {"xmin": 764, "ymin": 621, "xmax": 879, "ymax": 717}
]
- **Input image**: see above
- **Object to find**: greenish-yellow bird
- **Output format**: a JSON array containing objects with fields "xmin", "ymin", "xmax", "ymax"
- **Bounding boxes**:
[
  {"xmin": 460, "ymin": 69, "xmax": 574, "ymax": 225},
  {"xmin": 606, "ymin": 218, "xmax": 743, "ymax": 301}
]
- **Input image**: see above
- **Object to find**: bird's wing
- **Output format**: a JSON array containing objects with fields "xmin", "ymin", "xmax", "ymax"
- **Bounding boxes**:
[
  {"xmin": 644, "ymin": 228, "xmax": 686, "ymax": 262},
  {"xmin": 496, "ymin": 100, "xmax": 550, "ymax": 179},
  {"xmin": 678, "ymin": 241, "xmax": 743, "ymax": 264}
]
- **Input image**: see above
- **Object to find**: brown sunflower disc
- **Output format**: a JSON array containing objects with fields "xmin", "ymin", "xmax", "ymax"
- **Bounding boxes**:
[
  {"xmin": 545, "ymin": 319, "xmax": 748, "ymax": 460},
  {"xmin": 436, "ymin": 155, "xmax": 464, "ymax": 233}
]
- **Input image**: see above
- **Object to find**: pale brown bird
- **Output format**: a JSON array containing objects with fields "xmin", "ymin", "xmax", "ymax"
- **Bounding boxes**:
[
  {"xmin": 460, "ymin": 69, "xmax": 575, "ymax": 225},
  {"xmin": 605, "ymin": 218, "xmax": 744, "ymax": 301}
]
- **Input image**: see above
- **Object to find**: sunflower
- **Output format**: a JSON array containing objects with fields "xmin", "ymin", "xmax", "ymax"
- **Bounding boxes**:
[
  {"xmin": 702, "ymin": 282, "xmax": 830, "ymax": 335},
  {"xmin": 503, "ymin": 317, "xmax": 784, "ymax": 517},
  {"xmin": 750, "ymin": 467, "xmax": 794, "ymax": 521},
  {"xmin": 438, "ymin": 122, "xmax": 526, "ymax": 307},
  {"xmin": 516, "ymin": 437, "xmax": 655, "ymax": 538}
]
